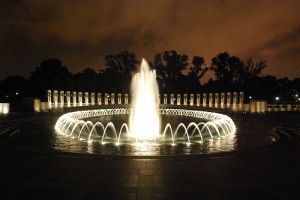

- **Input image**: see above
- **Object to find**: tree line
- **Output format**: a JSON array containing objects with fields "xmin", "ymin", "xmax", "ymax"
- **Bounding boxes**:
[{"xmin": 0, "ymin": 50, "xmax": 299, "ymax": 103}]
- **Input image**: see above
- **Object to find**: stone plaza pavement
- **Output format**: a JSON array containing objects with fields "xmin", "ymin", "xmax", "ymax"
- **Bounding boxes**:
[{"xmin": 0, "ymin": 112, "xmax": 300, "ymax": 199}]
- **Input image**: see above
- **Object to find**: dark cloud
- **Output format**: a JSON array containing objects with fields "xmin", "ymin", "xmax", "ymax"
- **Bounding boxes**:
[{"xmin": 0, "ymin": 0, "xmax": 300, "ymax": 81}]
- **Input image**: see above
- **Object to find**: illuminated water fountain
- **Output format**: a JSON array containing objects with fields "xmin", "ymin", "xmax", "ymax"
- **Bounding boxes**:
[{"xmin": 55, "ymin": 59, "xmax": 236, "ymax": 153}]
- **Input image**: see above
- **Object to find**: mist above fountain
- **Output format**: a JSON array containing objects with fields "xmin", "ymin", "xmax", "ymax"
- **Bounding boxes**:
[{"xmin": 129, "ymin": 59, "xmax": 160, "ymax": 140}]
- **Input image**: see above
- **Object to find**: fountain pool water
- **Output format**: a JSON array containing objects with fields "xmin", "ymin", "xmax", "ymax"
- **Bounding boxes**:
[{"xmin": 55, "ymin": 59, "xmax": 236, "ymax": 152}]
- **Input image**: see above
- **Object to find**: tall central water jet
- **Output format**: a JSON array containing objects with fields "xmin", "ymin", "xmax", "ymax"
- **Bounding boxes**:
[{"xmin": 129, "ymin": 59, "xmax": 160, "ymax": 140}]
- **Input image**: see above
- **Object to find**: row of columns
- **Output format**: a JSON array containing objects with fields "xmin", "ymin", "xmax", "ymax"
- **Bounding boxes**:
[
  {"xmin": 47, "ymin": 90, "xmax": 129, "ymax": 109},
  {"xmin": 47, "ymin": 90, "xmax": 244, "ymax": 109},
  {"xmin": 163, "ymin": 92, "xmax": 244, "ymax": 108}
]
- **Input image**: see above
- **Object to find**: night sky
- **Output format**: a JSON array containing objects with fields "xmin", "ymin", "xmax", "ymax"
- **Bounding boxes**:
[{"xmin": 1, "ymin": 0, "xmax": 300, "ymax": 82}]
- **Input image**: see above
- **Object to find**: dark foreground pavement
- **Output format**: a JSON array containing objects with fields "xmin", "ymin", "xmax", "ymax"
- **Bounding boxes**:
[{"xmin": 0, "ymin": 112, "xmax": 300, "ymax": 200}]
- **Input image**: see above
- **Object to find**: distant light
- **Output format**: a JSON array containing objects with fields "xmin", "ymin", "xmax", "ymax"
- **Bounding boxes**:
[
  {"xmin": 298, "ymin": 98, "xmax": 300, "ymax": 101},
  {"xmin": 249, "ymin": 96, "xmax": 252, "ymax": 99},
  {"xmin": 275, "ymin": 97, "xmax": 280, "ymax": 101},
  {"xmin": 5, "ymin": 95, "xmax": 8, "ymax": 98},
  {"xmin": 16, "ymin": 92, "xmax": 18, "ymax": 95}
]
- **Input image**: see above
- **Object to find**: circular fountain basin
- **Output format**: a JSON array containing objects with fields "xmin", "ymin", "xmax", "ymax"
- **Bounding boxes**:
[
  {"xmin": 7, "ymin": 109, "xmax": 277, "ymax": 156},
  {"xmin": 55, "ymin": 108, "xmax": 236, "ymax": 144},
  {"xmin": 49, "ymin": 108, "xmax": 276, "ymax": 155}
]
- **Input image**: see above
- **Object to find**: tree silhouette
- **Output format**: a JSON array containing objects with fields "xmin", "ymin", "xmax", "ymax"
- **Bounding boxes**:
[
  {"xmin": 210, "ymin": 52, "xmax": 243, "ymax": 84},
  {"xmin": 102, "ymin": 51, "xmax": 138, "ymax": 92},
  {"xmin": 29, "ymin": 58, "xmax": 72, "ymax": 100},
  {"xmin": 0, "ymin": 76, "xmax": 30, "ymax": 102},
  {"xmin": 187, "ymin": 56, "xmax": 209, "ymax": 91},
  {"xmin": 73, "ymin": 68, "xmax": 99, "ymax": 92},
  {"xmin": 151, "ymin": 50, "xmax": 189, "ymax": 93},
  {"xmin": 238, "ymin": 58, "xmax": 266, "ymax": 83}
]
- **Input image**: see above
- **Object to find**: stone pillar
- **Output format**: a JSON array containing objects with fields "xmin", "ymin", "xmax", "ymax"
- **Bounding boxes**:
[
  {"xmin": 91, "ymin": 92, "xmax": 95, "ymax": 106},
  {"xmin": 214, "ymin": 93, "xmax": 219, "ymax": 108},
  {"xmin": 203, "ymin": 93, "xmax": 207, "ymax": 107},
  {"xmin": 84, "ymin": 92, "xmax": 89, "ymax": 106},
  {"xmin": 118, "ymin": 93, "xmax": 122, "ymax": 104},
  {"xmin": 232, "ymin": 92, "xmax": 238, "ymax": 111},
  {"xmin": 66, "ymin": 91, "xmax": 71, "ymax": 107},
  {"xmin": 97, "ymin": 93, "xmax": 102, "ymax": 105},
  {"xmin": 111, "ymin": 93, "xmax": 115, "ymax": 104},
  {"xmin": 227, "ymin": 92, "xmax": 231, "ymax": 108},
  {"xmin": 170, "ymin": 94, "xmax": 174, "ymax": 105},
  {"xmin": 221, "ymin": 93, "xmax": 225, "ymax": 108},
  {"xmin": 125, "ymin": 94, "xmax": 129, "ymax": 104},
  {"xmin": 196, "ymin": 94, "xmax": 200, "ymax": 106},
  {"xmin": 47, "ymin": 90, "xmax": 52, "ymax": 109},
  {"xmin": 287, "ymin": 104, "xmax": 292, "ymax": 111},
  {"xmin": 59, "ymin": 91, "xmax": 64, "ymax": 108},
  {"xmin": 177, "ymin": 94, "xmax": 181, "ymax": 105},
  {"xmin": 104, "ymin": 93, "xmax": 108, "ymax": 105},
  {"xmin": 190, "ymin": 94, "xmax": 194, "ymax": 106},
  {"xmin": 164, "ymin": 94, "xmax": 168, "ymax": 104},
  {"xmin": 250, "ymin": 100, "xmax": 267, "ymax": 113},
  {"xmin": 209, "ymin": 93, "xmax": 213, "ymax": 107},
  {"xmin": 158, "ymin": 94, "xmax": 161, "ymax": 104},
  {"xmin": 184, "ymin": 94, "xmax": 188, "ymax": 105},
  {"xmin": 53, "ymin": 90, "xmax": 58, "ymax": 108},
  {"xmin": 72, "ymin": 92, "xmax": 77, "ymax": 106},
  {"xmin": 0, "ymin": 103, "xmax": 10, "ymax": 114},
  {"xmin": 239, "ymin": 92, "xmax": 244, "ymax": 109},
  {"xmin": 78, "ymin": 92, "xmax": 83, "ymax": 106}
]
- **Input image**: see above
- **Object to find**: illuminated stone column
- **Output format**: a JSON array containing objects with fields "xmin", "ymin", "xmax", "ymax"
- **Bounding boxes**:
[
  {"xmin": 78, "ymin": 92, "xmax": 83, "ymax": 106},
  {"xmin": 196, "ymin": 94, "xmax": 200, "ymax": 106},
  {"xmin": 72, "ymin": 92, "xmax": 77, "ymax": 107},
  {"xmin": 164, "ymin": 94, "xmax": 168, "ymax": 104},
  {"xmin": 250, "ymin": 100, "xmax": 267, "ymax": 113},
  {"xmin": 190, "ymin": 94, "xmax": 194, "ymax": 106},
  {"xmin": 158, "ymin": 94, "xmax": 161, "ymax": 104},
  {"xmin": 287, "ymin": 104, "xmax": 291, "ymax": 111},
  {"xmin": 118, "ymin": 93, "xmax": 122, "ymax": 104},
  {"xmin": 111, "ymin": 93, "xmax": 115, "ymax": 104},
  {"xmin": 170, "ymin": 94, "xmax": 174, "ymax": 105},
  {"xmin": 84, "ymin": 92, "xmax": 89, "ymax": 106},
  {"xmin": 227, "ymin": 92, "xmax": 231, "ymax": 108},
  {"xmin": 221, "ymin": 93, "xmax": 225, "ymax": 108},
  {"xmin": 91, "ymin": 92, "xmax": 95, "ymax": 106},
  {"xmin": 66, "ymin": 91, "xmax": 71, "ymax": 107},
  {"xmin": 177, "ymin": 94, "xmax": 181, "ymax": 105},
  {"xmin": 203, "ymin": 93, "xmax": 207, "ymax": 107},
  {"xmin": 239, "ymin": 92, "xmax": 244, "ymax": 109},
  {"xmin": 209, "ymin": 93, "xmax": 213, "ymax": 107},
  {"xmin": 232, "ymin": 92, "xmax": 238, "ymax": 111},
  {"xmin": 59, "ymin": 91, "xmax": 64, "ymax": 108},
  {"xmin": 1, "ymin": 103, "xmax": 10, "ymax": 114},
  {"xmin": 47, "ymin": 90, "xmax": 52, "ymax": 109},
  {"xmin": 184, "ymin": 94, "xmax": 188, "ymax": 105},
  {"xmin": 214, "ymin": 93, "xmax": 219, "ymax": 108},
  {"xmin": 104, "ymin": 93, "xmax": 108, "ymax": 105},
  {"xmin": 125, "ymin": 94, "xmax": 128, "ymax": 104},
  {"xmin": 53, "ymin": 90, "xmax": 58, "ymax": 108},
  {"xmin": 97, "ymin": 93, "xmax": 102, "ymax": 105}
]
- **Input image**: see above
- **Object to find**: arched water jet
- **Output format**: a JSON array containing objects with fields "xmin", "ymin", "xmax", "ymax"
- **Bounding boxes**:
[
  {"xmin": 101, "ymin": 122, "xmax": 118, "ymax": 143},
  {"xmin": 88, "ymin": 122, "xmax": 105, "ymax": 140}
]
